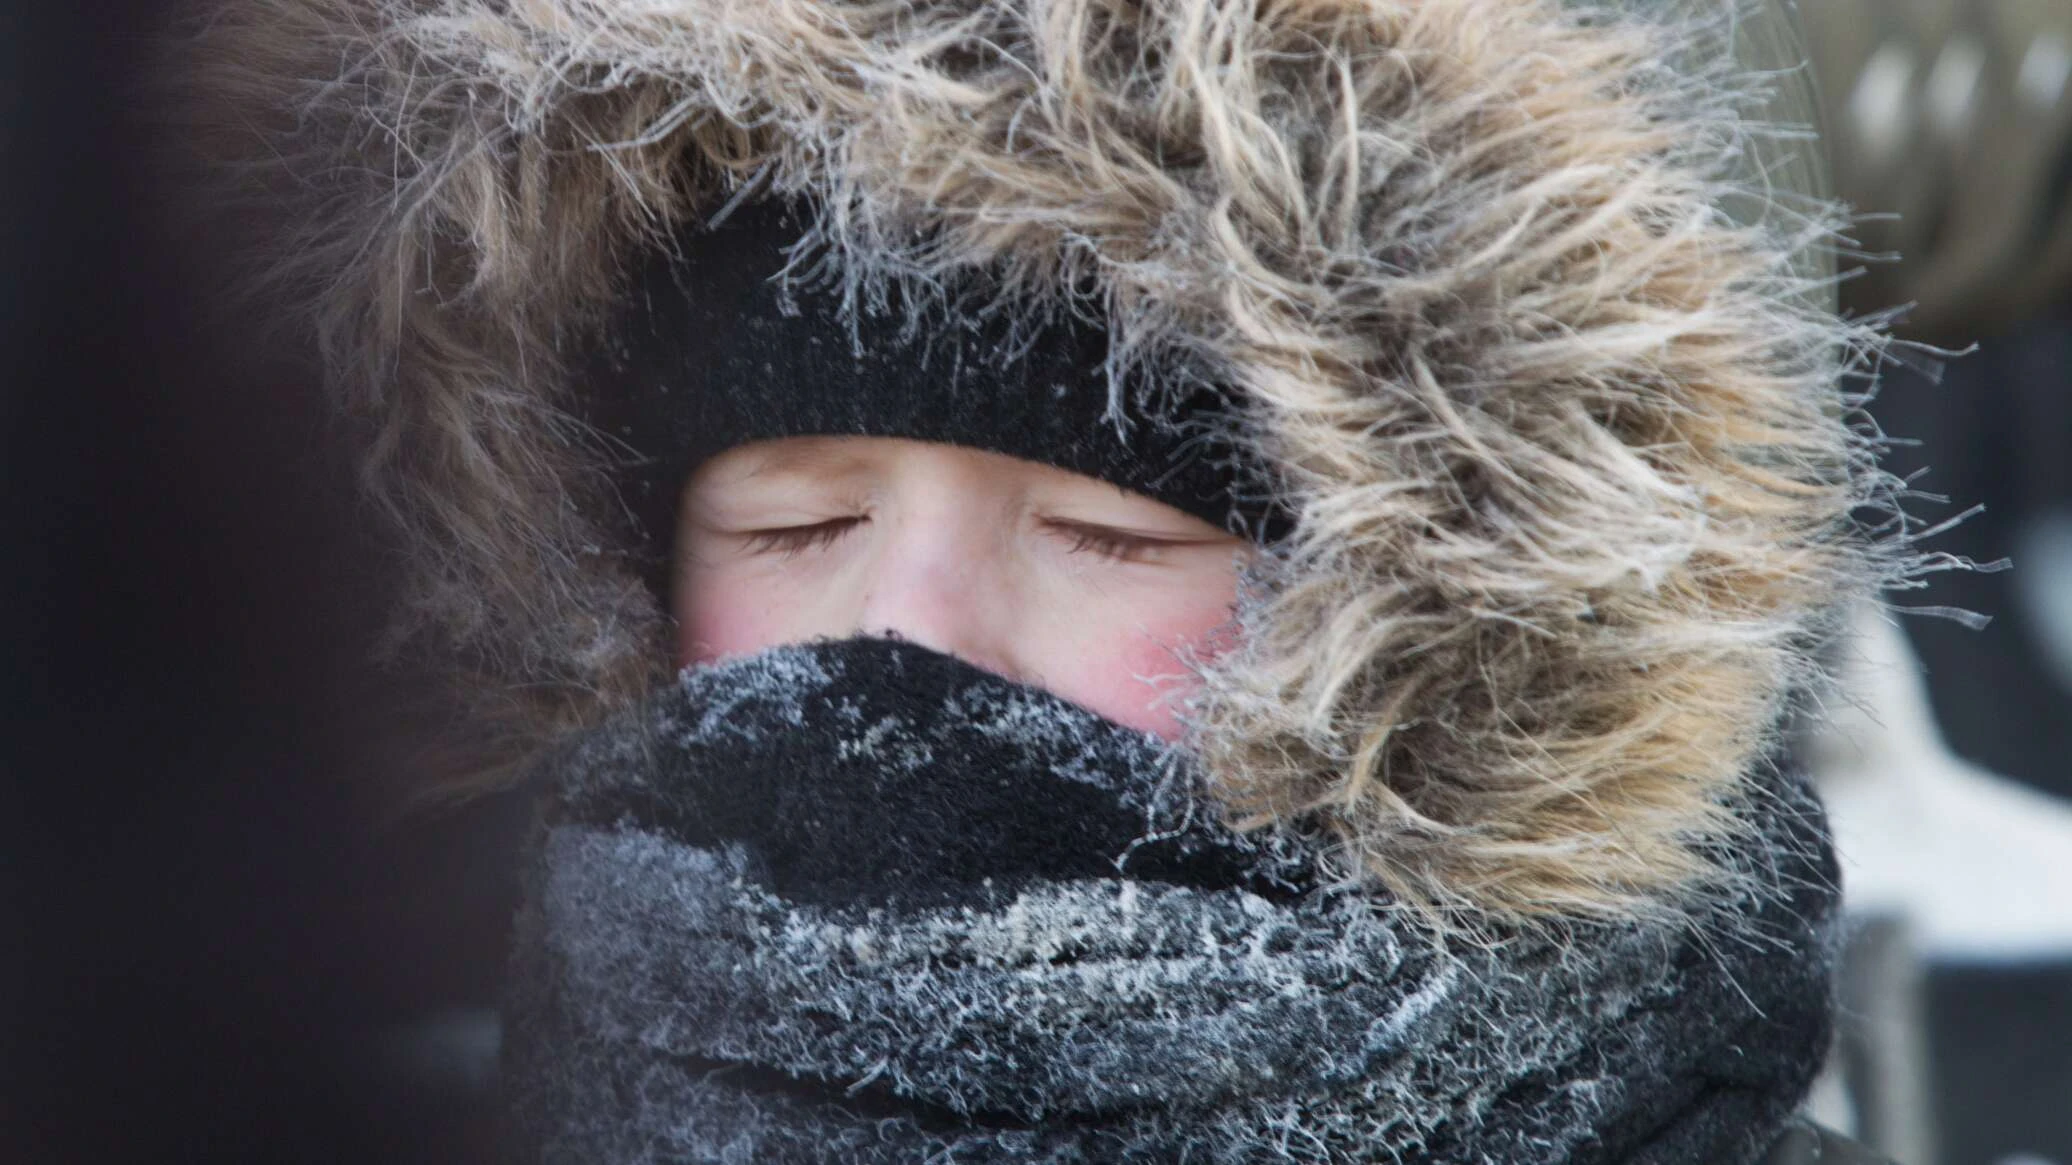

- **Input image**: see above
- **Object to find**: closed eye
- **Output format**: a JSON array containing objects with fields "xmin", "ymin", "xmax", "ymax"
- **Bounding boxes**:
[
  {"xmin": 1042, "ymin": 518, "xmax": 1183, "ymax": 564},
  {"xmin": 741, "ymin": 516, "xmax": 866, "ymax": 557}
]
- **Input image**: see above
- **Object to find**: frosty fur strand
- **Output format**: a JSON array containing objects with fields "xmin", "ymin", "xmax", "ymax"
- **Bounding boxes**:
[{"xmin": 183, "ymin": 0, "xmax": 1898, "ymax": 923}]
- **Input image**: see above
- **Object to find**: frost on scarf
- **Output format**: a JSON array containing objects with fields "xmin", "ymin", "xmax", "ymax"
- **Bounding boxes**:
[{"xmin": 502, "ymin": 639, "xmax": 1838, "ymax": 1165}]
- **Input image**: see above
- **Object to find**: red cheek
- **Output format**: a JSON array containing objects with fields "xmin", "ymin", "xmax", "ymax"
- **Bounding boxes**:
[
  {"xmin": 1100, "ymin": 609, "xmax": 1239, "ymax": 739},
  {"xmin": 1119, "ymin": 631, "xmax": 1189, "ymax": 687},
  {"xmin": 677, "ymin": 589, "xmax": 786, "ymax": 668},
  {"xmin": 1134, "ymin": 606, "xmax": 1239, "ymax": 674}
]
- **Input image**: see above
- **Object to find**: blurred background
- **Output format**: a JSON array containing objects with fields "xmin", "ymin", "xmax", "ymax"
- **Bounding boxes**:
[
  {"xmin": 3, "ymin": 2, "xmax": 2069, "ymax": 1162},
  {"xmin": 1793, "ymin": 2, "xmax": 2072, "ymax": 1163}
]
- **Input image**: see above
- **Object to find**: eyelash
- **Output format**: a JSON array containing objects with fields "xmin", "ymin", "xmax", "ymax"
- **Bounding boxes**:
[
  {"xmin": 735, "ymin": 516, "xmax": 1169, "ymax": 563},
  {"xmin": 741, "ymin": 517, "xmax": 865, "ymax": 557},
  {"xmin": 1045, "ymin": 520, "xmax": 1165, "ymax": 564}
]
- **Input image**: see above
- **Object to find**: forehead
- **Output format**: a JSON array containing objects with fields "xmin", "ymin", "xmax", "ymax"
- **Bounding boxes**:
[
  {"xmin": 694, "ymin": 436, "xmax": 1118, "ymax": 492},
  {"xmin": 701, "ymin": 436, "xmax": 886, "ymax": 481}
]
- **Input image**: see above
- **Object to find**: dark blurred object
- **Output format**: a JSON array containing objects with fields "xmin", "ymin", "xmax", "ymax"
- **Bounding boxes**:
[
  {"xmin": 1804, "ymin": 6, "xmax": 2072, "ymax": 1163},
  {"xmin": 1804, "ymin": 0, "xmax": 2072, "ymax": 341},
  {"xmin": 1870, "ymin": 319, "xmax": 2072, "ymax": 1165},
  {"xmin": 1839, "ymin": 918, "xmax": 1940, "ymax": 1165},
  {"xmin": 1929, "ymin": 964, "xmax": 2072, "ymax": 1165},
  {"xmin": 2, "ymin": 5, "xmax": 510, "ymax": 1162},
  {"xmin": 1875, "ymin": 319, "xmax": 2072, "ymax": 807}
]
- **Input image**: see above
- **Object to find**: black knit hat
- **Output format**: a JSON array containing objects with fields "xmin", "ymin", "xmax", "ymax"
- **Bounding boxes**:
[{"xmin": 586, "ymin": 199, "xmax": 1260, "ymax": 553}]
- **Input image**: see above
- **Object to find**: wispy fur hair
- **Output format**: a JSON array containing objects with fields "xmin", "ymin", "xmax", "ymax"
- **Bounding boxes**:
[{"xmin": 182, "ymin": 0, "xmax": 1897, "ymax": 922}]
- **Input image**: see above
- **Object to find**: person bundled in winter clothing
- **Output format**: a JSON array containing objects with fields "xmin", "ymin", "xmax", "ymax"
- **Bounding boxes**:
[{"xmin": 185, "ymin": 0, "xmax": 1912, "ymax": 1160}]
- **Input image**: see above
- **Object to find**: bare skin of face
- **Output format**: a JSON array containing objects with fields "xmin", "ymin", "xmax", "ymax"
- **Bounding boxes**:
[{"xmin": 673, "ymin": 436, "xmax": 1249, "ymax": 739}]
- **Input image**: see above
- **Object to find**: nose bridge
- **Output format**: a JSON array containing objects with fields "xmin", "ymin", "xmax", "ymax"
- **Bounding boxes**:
[{"xmin": 859, "ymin": 497, "xmax": 1023, "ymax": 678}]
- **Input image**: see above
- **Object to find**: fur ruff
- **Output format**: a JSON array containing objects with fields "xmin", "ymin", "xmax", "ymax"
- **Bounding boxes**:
[{"xmin": 182, "ymin": 0, "xmax": 1901, "ymax": 921}]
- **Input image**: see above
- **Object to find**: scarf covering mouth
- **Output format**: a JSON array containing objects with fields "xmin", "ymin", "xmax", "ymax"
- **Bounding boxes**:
[{"xmin": 502, "ymin": 639, "xmax": 1839, "ymax": 1164}]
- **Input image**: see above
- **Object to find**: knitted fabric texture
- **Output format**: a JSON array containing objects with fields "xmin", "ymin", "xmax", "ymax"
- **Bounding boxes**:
[
  {"xmin": 503, "ymin": 639, "xmax": 1840, "ymax": 1165},
  {"xmin": 587, "ymin": 198, "xmax": 1258, "ymax": 546}
]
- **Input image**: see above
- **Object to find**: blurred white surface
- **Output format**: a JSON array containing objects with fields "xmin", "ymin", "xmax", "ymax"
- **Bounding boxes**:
[{"xmin": 1811, "ymin": 608, "xmax": 2072, "ymax": 961}]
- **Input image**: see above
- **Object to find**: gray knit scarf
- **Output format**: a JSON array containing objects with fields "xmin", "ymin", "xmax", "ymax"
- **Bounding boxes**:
[{"xmin": 502, "ymin": 639, "xmax": 1838, "ymax": 1164}]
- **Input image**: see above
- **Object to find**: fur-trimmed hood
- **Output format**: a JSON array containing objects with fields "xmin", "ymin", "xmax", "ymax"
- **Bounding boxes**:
[{"xmin": 182, "ymin": 0, "xmax": 1897, "ymax": 923}]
